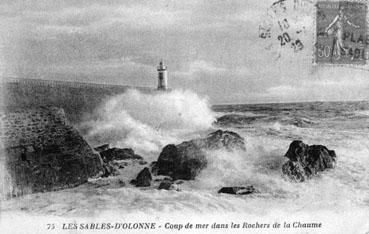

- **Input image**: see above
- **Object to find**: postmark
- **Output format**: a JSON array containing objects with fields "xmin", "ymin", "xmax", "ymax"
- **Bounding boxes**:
[
  {"xmin": 315, "ymin": 1, "xmax": 368, "ymax": 64},
  {"xmin": 258, "ymin": 0, "xmax": 313, "ymax": 60}
]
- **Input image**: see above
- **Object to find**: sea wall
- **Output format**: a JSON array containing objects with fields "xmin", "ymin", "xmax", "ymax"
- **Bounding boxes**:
[
  {"xmin": 2, "ymin": 78, "xmax": 153, "ymax": 124},
  {"xmin": 0, "ymin": 107, "xmax": 103, "ymax": 198}
]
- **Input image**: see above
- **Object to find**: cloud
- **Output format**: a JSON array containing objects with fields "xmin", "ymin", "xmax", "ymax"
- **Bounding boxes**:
[
  {"xmin": 1, "ymin": 0, "xmax": 368, "ymax": 103},
  {"xmin": 175, "ymin": 60, "xmax": 227, "ymax": 78}
]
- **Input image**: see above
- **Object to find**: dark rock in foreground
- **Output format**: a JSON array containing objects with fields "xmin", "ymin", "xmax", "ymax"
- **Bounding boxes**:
[
  {"xmin": 282, "ymin": 140, "xmax": 337, "ymax": 182},
  {"xmin": 218, "ymin": 186, "xmax": 256, "ymax": 195},
  {"xmin": 2, "ymin": 107, "xmax": 103, "ymax": 198},
  {"xmin": 100, "ymin": 148, "xmax": 143, "ymax": 163},
  {"xmin": 131, "ymin": 167, "xmax": 152, "ymax": 187},
  {"xmin": 157, "ymin": 130, "xmax": 245, "ymax": 180}
]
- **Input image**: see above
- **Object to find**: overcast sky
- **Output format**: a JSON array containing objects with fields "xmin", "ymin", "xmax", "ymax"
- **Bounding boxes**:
[{"xmin": 1, "ymin": 0, "xmax": 369, "ymax": 104}]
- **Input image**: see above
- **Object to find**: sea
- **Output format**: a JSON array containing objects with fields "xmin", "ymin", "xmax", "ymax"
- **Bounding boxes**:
[{"xmin": 1, "ymin": 90, "xmax": 369, "ymax": 233}]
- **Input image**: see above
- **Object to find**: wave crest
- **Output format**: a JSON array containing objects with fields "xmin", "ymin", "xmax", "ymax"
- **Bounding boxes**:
[{"xmin": 82, "ymin": 89, "xmax": 215, "ymax": 158}]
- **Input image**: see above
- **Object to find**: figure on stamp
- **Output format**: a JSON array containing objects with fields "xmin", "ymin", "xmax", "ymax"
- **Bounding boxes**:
[{"xmin": 325, "ymin": 5, "xmax": 360, "ymax": 59}]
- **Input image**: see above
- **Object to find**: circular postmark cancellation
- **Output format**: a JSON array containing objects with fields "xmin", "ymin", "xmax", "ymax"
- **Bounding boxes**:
[
  {"xmin": 315, "ymin": 1, "xmax": 368, "ymax": 65},
  {"xmin": 258, "ymin": 0, "xmax": 314, "ymax": 60}
]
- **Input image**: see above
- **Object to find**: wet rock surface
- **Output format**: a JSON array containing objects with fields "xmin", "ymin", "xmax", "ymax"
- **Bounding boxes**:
[
  {"xmin": 131, "ymin": 167, "xmax": 152, "ymax": 187},
  {"xmin": 218, "ymin": 186, "xmax": 256, "ymax": 195},
  {"xmin": 282, "ymin": 140, "xmax": 337, "ymax": 182},
  {"xmin": 158, "ymin": 180, "xmax": 173, "ymax": 190},
  {"xmin": 99, "ymin": 148, "xmax": 143, "ymax": 163},
  {"xmin": 5, "ymin": 128, "xmax": 103, "ymax": 197},
  {"xmin": 157, "ymin": 130, "xmax": 246, "ymax": 180}
]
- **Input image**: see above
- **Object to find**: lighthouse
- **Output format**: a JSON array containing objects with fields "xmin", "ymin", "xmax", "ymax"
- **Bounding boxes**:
[{"xmin": 157, "ymin": 60, "xmax": 168, "ymax": 90}]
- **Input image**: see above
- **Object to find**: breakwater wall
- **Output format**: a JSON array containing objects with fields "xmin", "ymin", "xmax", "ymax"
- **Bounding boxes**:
[{"xmin": 1, "ymin": 78, "xmax": 153, "ymax": 124}]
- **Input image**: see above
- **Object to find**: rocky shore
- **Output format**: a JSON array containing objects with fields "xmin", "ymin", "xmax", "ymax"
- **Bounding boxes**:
[
  {"xmin": 4, "ymin": 122, "xmax": 338, "ymax": 198},
  {"xmin": 87, "ymin": 129, "xmax": 337, "ymax": 196}
]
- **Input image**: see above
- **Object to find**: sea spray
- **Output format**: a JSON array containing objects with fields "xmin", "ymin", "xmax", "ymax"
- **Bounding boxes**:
[
  {"xmin": 82, "ymin": 89, "xmax": 215, "ymax": 159},
  {"xmin": 2, "ymin": 102, "xmax": 369, "ymax": 221}
]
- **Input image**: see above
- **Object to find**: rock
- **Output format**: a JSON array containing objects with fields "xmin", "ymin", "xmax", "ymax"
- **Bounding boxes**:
[
  {"xmin": 157, "ymin": 143, "xmax": 206, "ymax": 180},
  {"xmin": 218, "ymin": 186, "xmax": 256, "ymax": 195},
  {"xmin": 281, "ymin": 161, "xmax": 307, "ymax": 182},
  {"xmin": 204, "ymin": 130, "xmax": 246, "ymax": 151},
  {"xmin": 131, "ymin": 167, "xmax": 152, "ymax": 187},
  {"xmin": 157, "ymin": 130, "xmax": 245, "ymax": 180},
  {"xmin": 282, "ymin": 140, "xmax": 337, "ymax": 182},
  {"xmin": 153, "ymin": 175, "xmax": 173, "ymax": 182},
  {"xmin": 138, "ymin": 160, "xmax": 148, "ymax": 165},
  {"xmin": 4, "ymin": 126, "xmax": 103, "ymax": 196},
  {"xmin": 158, "ymin": 180, "xmax": 173, "ymax": 190},
  {"xmin": 94, "ymin": 144, "xmax": 110, "ymax": 153},
  {"xmin": 99, "ymin": 148, "xmax": 143, "ymax": 163}
]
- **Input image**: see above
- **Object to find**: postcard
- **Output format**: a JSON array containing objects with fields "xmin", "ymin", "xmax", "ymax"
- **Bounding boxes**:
[{"xmin": 1, "ymin": 0, "xmax": 369, "ymax": 233}]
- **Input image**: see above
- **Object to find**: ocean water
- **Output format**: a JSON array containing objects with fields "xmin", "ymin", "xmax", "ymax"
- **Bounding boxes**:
[{"xmin": 1, "ymin": 91, "xmax": 369, "ymax": 233}]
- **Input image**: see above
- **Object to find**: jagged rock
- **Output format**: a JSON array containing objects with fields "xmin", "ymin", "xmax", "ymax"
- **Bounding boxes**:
[
  {"xmin": 94, "ymin": 144, "xmax": 110, "ymax": 153},
  {"xmin": 282, "ymin": 140, "xmax": 337, "ymax": 182},
  {"xmin": 204, "ymin": 130, "xmax": 246, "ymax": 151},
  {"xmin": 157, "ymin": 130, "xmax": 245, "ymax": 180},
  {"xmin": 218, "ymin": 186, "xmax": 256, "ymax": 195},
  {"xmin": 99, "ymin": 148, "xmax": 143, "ymax": 163},
  {"xmin": 131, "ymin": 167, "xmax": 152, "ymax": 187}
]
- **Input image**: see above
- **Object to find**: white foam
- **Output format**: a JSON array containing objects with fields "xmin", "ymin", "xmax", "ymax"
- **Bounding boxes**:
[{"xmin": 83, "ymin": 89, "xmax": 215, "ymax": 159}]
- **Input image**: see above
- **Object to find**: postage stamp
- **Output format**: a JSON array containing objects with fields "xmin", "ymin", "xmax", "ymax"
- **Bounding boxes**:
[{"xmin": 316, "ymin": 1, "xmax": 368, "ymax": 65}]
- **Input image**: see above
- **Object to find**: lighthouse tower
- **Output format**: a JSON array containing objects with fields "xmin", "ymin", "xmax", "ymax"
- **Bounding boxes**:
[{"xmin": 157, "ymin": 60, "xmax": 168, "ymax": 90}]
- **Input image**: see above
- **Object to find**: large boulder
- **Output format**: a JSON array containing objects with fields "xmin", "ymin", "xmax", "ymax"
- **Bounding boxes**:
[
  {"xmin": 4, "ymin": 128, "xmax": 103, "ymax": 197},
  {"xmin": 99, "ymin": 148, "xmax": 143, "ymax": 163},
  {"xmin": 282, "ymin": 140, "xmax": 337, "ymax": 182},
  {"xmin": 157, "ymin": 130, "xmax": 245, "ymax": 180}
]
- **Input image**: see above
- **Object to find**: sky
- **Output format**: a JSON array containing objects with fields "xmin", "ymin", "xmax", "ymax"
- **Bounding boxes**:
[{"xmin": 1, "ymin": 0, "xmax": 369, "ymax": 104}]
